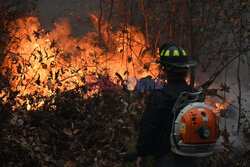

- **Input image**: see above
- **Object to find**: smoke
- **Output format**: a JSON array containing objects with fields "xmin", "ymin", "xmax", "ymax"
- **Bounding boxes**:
[{"xmin": 35, "ymin": 0, "xmax": 99, "ymax": 37}]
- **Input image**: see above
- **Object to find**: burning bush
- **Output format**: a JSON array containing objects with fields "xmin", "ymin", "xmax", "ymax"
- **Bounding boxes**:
[{"xmin": 0, "ymin": 15, "xmax": 159, "ymax": 110}]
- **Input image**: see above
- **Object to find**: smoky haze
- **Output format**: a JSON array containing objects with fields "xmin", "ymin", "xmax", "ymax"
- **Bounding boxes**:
[{"xmin": 35, "ymin": 0, "xmax": 99, "ymax": 37}]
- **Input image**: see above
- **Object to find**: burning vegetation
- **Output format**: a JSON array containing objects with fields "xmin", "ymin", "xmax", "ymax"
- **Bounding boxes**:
[
  {"xmin": 0, "ymin": 15, "xmax": 159, "ymax": 110},
  {"xmin": 0, "ymin": 15, "xmax": 229, "ymax": 113}
]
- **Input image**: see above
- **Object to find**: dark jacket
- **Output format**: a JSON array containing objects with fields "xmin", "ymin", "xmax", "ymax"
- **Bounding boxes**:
[{"xmin": 136, "ymin": 79, "xmax": 196, "ymax": 158}]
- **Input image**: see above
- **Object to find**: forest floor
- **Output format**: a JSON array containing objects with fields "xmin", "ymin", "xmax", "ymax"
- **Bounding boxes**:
[{"xmin": 0, "ymin": 88, "xmax": 249, "ymax": 167}]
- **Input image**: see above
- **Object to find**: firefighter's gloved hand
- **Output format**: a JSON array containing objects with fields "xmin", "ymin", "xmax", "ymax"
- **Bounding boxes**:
[{"xmin": 136, "ymin": 156, "xmax": 145, "ymax": 167}]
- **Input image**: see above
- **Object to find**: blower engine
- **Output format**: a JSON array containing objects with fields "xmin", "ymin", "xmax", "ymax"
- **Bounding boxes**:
[{"xmin": 170, "ymin": 91, "xmax": 219, "ymax": 157}]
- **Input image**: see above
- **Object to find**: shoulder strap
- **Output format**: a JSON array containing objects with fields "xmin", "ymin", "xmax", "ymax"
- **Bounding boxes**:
[{"xmin": 172, "ymin": 91, "xmax": 204, "ymax": 113}]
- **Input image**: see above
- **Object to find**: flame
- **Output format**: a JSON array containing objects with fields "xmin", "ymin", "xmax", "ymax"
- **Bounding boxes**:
[
  {"xmin": 213, "ymin": 102, "xmax": 227, "ymax": 113},
  {"xmin": 185, "ymin": 77, "xmax": 199, "ymax": 87},
  {"xmin": 211, "ymin": 102, "xmax": 227, "ymax": 118},
  {"xmin": 0, "ymin": 16, "xmax": 159, "ymax": 110},
  {"xmin": 205, "ymin": 96, "xmax": 229, "ymax": 118},
  {"xmin": 0, "ymin": 16, "xmax": 230, "ymax": 112}
]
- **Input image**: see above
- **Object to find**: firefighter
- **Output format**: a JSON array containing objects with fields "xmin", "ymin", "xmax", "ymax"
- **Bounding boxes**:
[{"xmin": 136, "ymin": 44, "xmax": 200, "ymax": 167}]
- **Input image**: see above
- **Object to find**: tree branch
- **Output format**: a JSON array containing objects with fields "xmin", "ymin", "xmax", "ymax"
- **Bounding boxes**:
[
  {"xmin": 199, "ymin": 50, "xmax": 247, "ymax": 90},
  {"xmin": 142, "ymin": 0, "xmax": 149, "ymax": 46}
]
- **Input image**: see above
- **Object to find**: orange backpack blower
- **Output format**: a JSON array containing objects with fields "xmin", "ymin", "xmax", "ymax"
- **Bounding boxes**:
[{"xmin": 170, "ymin": 91, "xmax": 219, "ymax": 157}]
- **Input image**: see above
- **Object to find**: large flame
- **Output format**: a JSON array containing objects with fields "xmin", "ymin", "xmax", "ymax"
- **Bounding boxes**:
[
  {"xmin": 1, "ymin": 16, "xmax": 159, "ymax": 100},
  {"xmin": 0, "ymin": 16, "xmax": 229, "ymax": 113}
]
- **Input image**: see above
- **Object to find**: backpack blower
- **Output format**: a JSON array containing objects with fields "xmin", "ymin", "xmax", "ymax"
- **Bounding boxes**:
[{"xmin": 170, "ymin": 91, "xmax": 220, "ymax": 157}]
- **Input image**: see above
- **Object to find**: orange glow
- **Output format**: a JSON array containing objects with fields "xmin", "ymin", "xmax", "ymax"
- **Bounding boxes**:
[
  {"xmin": 0, "ymin": 16, "xmax": 230, "ymax": 112},
  {"xmin": 0, "ymin": 16, "xmax": 159, "ymax": 110},
  {"xmin": 205, "ymin": 96, "xmax": 229, "ymax": 118},
  {"xmin": 185, "ymin": 77, "xmax": 199, "ymax": 87}
]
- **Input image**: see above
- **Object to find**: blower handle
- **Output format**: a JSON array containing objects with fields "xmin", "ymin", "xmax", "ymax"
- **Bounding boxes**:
[{"xmin": 172, "ymin": 91, "xmax": 204, "ymax": 114}]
